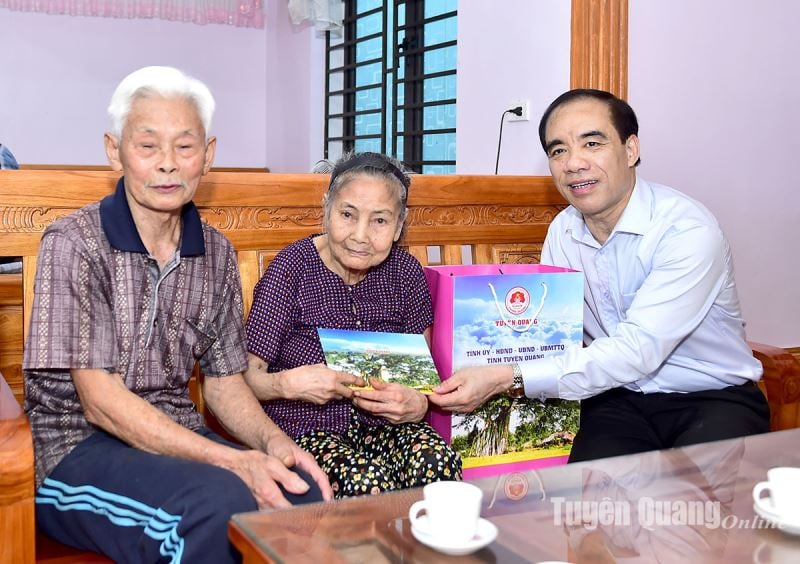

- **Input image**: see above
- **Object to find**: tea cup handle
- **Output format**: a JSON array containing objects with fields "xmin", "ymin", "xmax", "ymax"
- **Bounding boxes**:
[
  {"xmin": 408, "ymin": 500, "xmax": 428, "ymax": 529},
  {"xmin": 752, "ymin": 481, "xmax": 772, "ymax": 507},
  {"xmin": 752, "ymin": 541, "xmax": 768, "ymax": 564}
]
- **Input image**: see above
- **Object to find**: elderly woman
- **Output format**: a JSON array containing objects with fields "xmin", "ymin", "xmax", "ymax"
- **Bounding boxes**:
[{"xmin": 244, "ymin": 152, "xmax": 461, "ymax": 498}]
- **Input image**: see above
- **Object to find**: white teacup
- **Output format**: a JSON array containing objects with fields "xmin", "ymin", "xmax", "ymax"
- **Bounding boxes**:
[
  {"xmin": 752, "ymin": 467, "xmax": 800, "ymax": 521},
  {"xmin": 752, "ymin": 540, "xmax": 800, "ymax": 564},
  {"xmin": 408, "ymin": 481, "xmax": 483, "ymax": 544}
]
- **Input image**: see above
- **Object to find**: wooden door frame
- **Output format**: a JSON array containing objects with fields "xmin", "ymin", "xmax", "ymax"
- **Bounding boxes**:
[{"xmin": 571, "ymin": 0, "xmax": 629, "ymax": 98}]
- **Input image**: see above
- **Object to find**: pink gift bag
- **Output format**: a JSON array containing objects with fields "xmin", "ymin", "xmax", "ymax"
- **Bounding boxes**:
[{"xmin": 424, "ymin": 264, "xmax": 584, "ymax": 479}]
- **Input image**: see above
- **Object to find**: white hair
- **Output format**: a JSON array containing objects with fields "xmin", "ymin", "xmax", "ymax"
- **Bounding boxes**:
[{"xmin": 107, "ymin": 66, "xmax": 215, "ymax": 138}]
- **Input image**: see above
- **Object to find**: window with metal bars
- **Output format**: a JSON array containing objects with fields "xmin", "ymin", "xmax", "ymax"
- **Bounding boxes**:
[{"xmin": 324, "ymin": 0, "xmax": 457, "ymax": 173}]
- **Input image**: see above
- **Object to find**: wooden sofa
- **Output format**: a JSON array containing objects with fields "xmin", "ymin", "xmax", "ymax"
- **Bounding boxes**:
[{"xmin": 1, "ymin": 170, "xmax": 798, "ymax": 562}]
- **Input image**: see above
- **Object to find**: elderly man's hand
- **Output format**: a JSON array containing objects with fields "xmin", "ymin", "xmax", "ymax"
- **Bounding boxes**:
[
  {"xmin": 284, "ymin": 364, "xmax": 366, "ymax": 405},
  {"xmin": 226, "ymin": 449, "xmax": 313, "ymax": 509},
  {"xmin": 427, "ymin": 365, "xmax": 513, "ymax": 413},
  {"xmin": 352, "ymin": 378, "xmax": 428, "ymax": 424},
  {"xmin": 265, "ymin": 430, "xmax": 334, "ymax": 502}
]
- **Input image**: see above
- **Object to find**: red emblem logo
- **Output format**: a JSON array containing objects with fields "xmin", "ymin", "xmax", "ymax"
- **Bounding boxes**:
[
  {"xmin": 504, "ymin": 472, "xmax": 530, "ymax": 501},
  {"xmin": 505, "ymin": 286, "xmax": 530, "ymax": 315}
]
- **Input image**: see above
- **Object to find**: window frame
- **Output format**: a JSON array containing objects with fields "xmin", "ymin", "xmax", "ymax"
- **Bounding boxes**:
[{"xmin": 324, "ymin": 0, "xmax": 457, "ymax": 173}]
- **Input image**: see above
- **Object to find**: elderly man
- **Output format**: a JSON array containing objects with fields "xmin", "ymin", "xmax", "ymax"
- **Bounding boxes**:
[
  {"xmin": 430, "ymin": 89, "xmax": 769, "ymax": 461},
  {"xmin": 24, "ymin": 66, "xmax": 331, "ymax": 563}
]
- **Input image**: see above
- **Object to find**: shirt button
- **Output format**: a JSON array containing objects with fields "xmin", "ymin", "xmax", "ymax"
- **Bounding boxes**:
[{"xmin": 356, "ymin": 320, "xmax": 362, "ymax": 327}]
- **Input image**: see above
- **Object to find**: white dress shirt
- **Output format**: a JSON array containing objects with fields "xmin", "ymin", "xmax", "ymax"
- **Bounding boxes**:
[{"xmin": 523, "ymin": 177, "xmax": 762, "ymax": 401}]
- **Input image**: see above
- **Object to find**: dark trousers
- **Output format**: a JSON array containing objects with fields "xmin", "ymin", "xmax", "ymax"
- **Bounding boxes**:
[
  {"xmin": 568, "ymin": 381, "xmax": 770, "ymax": 463},
  {"xmin": 36, "ymin": 428, "xmax": 324, "ymax": 563}
]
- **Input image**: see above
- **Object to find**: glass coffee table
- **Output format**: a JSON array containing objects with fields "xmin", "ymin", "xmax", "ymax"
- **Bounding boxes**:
[{"xmin": 230, "ymin": 429, "xmax": 800, "ymax": 563}]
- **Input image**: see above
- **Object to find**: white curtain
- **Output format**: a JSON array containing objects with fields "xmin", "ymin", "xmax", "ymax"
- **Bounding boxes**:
[{"xmin": 287, "ymin": 0, "xmax": 343, "ymax": 32}]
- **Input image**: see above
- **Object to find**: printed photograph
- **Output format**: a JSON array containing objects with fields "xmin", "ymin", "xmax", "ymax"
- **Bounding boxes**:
[{"xmin": 318, "ymin": 328, "xmax": 440, "ymax": 393}]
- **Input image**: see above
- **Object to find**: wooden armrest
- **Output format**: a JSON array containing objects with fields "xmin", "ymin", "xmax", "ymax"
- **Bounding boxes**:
[
  {"xmin": 749, "ymin": 341, "xmax": 800, "ymax": 431},
  {"xmin": 0, "ymin": 414, "xmax": 35, "ymax": 563}
]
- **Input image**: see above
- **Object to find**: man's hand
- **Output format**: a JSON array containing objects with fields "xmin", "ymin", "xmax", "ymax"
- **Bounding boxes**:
[
  {"xmin": 428, "ymin": 365, "xmax": 513, "ymax": 413},
  {"xmin": 283, "ymin": 364, "xmax": 366, "ymax": 404},
  {"xmin": 202, "ymin": 372, "xmax": 332, "ymax": 501},
  {"xmin": 264, "ymin": 429, "xmax": 334, "ymax": 501},
  {"xmin": 226, "ymin": 449, "xmax": 315, "ymax": 509},
  {"xmin": 352, "ymin": 378, "xmax": 428, "ymax": 424}
]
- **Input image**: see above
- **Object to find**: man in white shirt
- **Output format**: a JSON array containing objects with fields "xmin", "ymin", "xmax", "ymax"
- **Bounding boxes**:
[{"xmin": 429, "ymin": 89, "xmax": 769, "ymax": 461}]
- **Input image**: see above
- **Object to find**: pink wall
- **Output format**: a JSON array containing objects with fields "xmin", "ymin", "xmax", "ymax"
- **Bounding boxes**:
[
  {"xmin": 0, "ymin": 10, "xmax": 268, "ymax": 167},
  {"xmin": 2, "ymin": 3, "xmax": 795, "ymax": 345},
  {"xmin": 455, "ymin": 0, "xmax": 570, "ymax": 175},
  {"xmin": 263, "ymin": 1, "xmax": 325, "ymax": 172},
  {"xmin": 628, "ymin": 1, "xmax": 800, "ymax": 346},
  {"xmin": 1, "ymin": 2, "xmax": 569, "ymax": 174}
]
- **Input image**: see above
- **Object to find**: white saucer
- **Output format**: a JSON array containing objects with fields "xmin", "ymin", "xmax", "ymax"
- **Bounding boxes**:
[
  {"xmin": 410, "ymin": 516, "xmax": 498, "ymax": 556},
  {"xmin": 753, "ymin": 499, "xmax": 800, "ymax": 536}
]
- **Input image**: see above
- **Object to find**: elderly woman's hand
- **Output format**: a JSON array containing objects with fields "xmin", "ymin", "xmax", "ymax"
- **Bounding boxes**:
[
  {"xmin": 283, "ymin": 364, "xmax": 366, "ymax": 405},
  {"xmin": 351, "ymin": 378, "xmax": 428, "ymax": 424}
]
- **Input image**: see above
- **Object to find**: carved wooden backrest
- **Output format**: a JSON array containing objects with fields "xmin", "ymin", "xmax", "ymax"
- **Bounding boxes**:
[{"xmin": 0, "ymin": 171, "xmax": 565, "ymax": 321}]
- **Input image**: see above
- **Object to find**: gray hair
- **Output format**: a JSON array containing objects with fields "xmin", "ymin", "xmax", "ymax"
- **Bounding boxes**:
[
  {"xmin": 323, "ymin": 152, "xmax": 410, "ymax": 232},
  {"xmin": 107, "ymin": 66, "xmax": 215, "ymax": 138}
]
